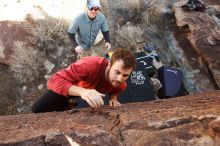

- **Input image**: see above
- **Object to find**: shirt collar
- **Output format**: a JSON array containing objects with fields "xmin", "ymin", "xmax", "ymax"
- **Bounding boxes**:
[{"xmin": 85, "ymin": 13, "xmax": 99, "ymax": 23}]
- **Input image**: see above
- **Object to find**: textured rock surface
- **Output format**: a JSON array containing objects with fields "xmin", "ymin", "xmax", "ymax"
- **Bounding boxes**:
[
  {"xmin": 173, "ymin": 1, "xmax": 220, "ymax": 89},
  {"xmin": 0, "ymin": 21, "xmax": 27, "ymax": 64},
  {"xmin": 0, "ymin": 91, "xmax": 220, "ymax": 146}
]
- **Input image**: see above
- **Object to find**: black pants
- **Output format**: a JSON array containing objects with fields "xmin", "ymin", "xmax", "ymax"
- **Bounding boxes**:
[{"xmin": 31, "ymin": 90, "xmax": 79, "ymax": 113}]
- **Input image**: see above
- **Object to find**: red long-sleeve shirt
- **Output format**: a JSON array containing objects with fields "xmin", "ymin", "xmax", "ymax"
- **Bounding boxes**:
[{"xmin": 47, "ymin": 57, "xmax": 126, "ymax": 97}]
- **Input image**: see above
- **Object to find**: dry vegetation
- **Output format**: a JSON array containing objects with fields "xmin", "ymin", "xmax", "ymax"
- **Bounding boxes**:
[
  {"xmin": 9, "ymin": 12, "xmax": 71, "ymax": 84},
  {"xmin": 9, "ymin": 41, "xmax": 45, "ymax": 84},
  {"xmin": 128, "ymin": 0, "xmax": 157, "ymax": 24},
  {"xmin": 25, "ymin": 13, "xmax": 70, "ymax": 55}
]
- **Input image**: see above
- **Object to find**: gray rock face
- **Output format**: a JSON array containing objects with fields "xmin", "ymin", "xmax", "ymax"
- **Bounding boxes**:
[
  {"xmin": 44, "ymin": 60, "xmax": 55, "ymax": 74},
  {"xmin": 115, "ymin": 25, "xmax": 144, "ymax": 51}
]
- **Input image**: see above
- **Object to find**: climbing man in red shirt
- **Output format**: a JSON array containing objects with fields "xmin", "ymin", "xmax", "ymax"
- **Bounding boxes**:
[{"xmin": 32, "ymin": 49, "xmax": 136, "ymax": 113}]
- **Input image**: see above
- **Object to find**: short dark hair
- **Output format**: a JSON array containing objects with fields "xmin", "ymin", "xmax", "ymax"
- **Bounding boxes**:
[{"xmin": 110, "ymin": 48, "xmax": 136, "ymax": 69}]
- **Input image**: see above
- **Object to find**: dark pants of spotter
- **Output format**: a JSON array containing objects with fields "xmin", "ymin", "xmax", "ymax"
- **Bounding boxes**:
[{"xmin": 31, "ymin": 90, "xmax": 78, "ymax": 113}]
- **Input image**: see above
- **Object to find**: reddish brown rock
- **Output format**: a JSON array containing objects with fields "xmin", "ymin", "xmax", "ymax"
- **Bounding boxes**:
[
  {"xmin": 202, "ymin": 0, "xmax": 220, "ymax": 5},
  {"xmin": 0, "ymin": 21, "xmax": 28, "ymax": 64},
  {"xmin": 173, "ymin": 2, "xmax": 220, "ymax": 88},
  {"xmin": 0, "ymin": 91, "xmax": 220, "ymax": 146}
]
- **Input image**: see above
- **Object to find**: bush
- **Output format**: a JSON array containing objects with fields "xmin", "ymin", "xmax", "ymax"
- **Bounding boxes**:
[
  {"xmin": 128, "ymin": 0, "xmax": 156, "ymax": 24},
  {"xmin": 9, "ymin": 41, "xmax": 45, "ymax": 84},
  {"xmin": 24, "ymin": 14, "xmax": 70, "ymax": 56},
  {"xmin": 9, "ymin": 13, "xmax": 72, "ymax": 84}
]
